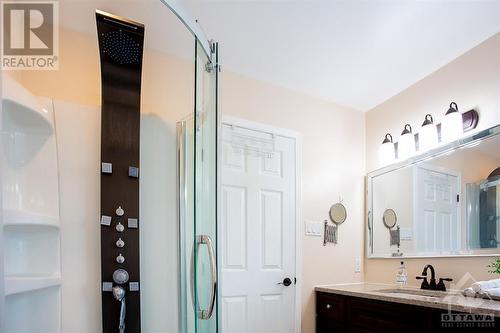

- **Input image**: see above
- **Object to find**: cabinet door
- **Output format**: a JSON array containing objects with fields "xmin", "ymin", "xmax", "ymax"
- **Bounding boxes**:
[
  {"xmin": 347, "ymin": 297, "xmax": 431, "ymax": 333},
  {"xmin": 316, "ymin": 293, "xmax": 346, "ymax": 322},
  {"xmin": 316, "ymin": 317, "xmax": 345, "ymax": 333}
]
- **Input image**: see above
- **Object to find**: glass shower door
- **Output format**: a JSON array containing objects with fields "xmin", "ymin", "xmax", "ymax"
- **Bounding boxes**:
[
  {"xmin": 194, "ymin": 42, "xmax": 217, "ymax": 333},
  {"xmin": 193, "ymin": 39, "xmax": 218, "ymax": 333},
  {"xmin": 178, "ymin": 39, "xmax": 217, "ymax": 333}
]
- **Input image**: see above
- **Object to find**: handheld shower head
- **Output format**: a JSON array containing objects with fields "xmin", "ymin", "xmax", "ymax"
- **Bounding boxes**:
[
  {"xmin": 112, "ymin": 285, "xmax": 126, "ymax": 302},
  {"xmin": 112, "ymin": 285, "xmax": 127, "ymax": 333}
]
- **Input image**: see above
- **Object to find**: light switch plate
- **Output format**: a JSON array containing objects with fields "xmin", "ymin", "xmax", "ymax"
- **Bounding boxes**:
[
  {"xmin": 400, "ymin": 228, "xmax": 413, "ymax": 240},
  {"xmin": 305, "ymin": 221, "xmax": 323, "ymax": 236}
]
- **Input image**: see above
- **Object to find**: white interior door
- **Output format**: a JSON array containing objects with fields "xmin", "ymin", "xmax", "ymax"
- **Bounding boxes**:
[
  {"xmin": 415, "ymin": 165, "xmax": 460, "ymax": 253},
  {"xmin": 220, "ymin": 122, "xmax": 297, "ymax": 333}
]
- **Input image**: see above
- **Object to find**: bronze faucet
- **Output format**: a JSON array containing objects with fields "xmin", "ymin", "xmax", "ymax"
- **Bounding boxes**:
[{"xmin": 416, "ymin": 265, "xmax": 453, "ymax": 291}]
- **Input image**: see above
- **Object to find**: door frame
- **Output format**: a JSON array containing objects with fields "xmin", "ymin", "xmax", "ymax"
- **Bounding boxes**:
[{"xmin": 218, "ymin": 116, "xmax": 303, "ymax": 333}]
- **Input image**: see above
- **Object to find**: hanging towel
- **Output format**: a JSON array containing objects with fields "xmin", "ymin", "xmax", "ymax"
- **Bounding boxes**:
[
  {"xmin": 485, "ymin": 287, "xmax": 500, "ymax": 298},
  {"xmin": 463, "ymin": 287, "xmax": 476, "ymax": 298},
  {"xmin": 471, "ymin": 279, "xmax": 500, "ymax": 293}
]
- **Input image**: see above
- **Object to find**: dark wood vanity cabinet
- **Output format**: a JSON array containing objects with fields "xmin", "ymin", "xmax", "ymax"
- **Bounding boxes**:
[{"xmin": 316, "ymin": 292, "xmax": 499, "ymax": 333}]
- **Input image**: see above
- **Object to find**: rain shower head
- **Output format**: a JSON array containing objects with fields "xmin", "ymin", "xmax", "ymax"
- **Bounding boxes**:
[
  {"xmin": 101, "ymin": 29, "xmax": 141, "ymax": 65},
  {"xmin": 96, "ymin": 9, "xmax": 144, "ymax": 66}
]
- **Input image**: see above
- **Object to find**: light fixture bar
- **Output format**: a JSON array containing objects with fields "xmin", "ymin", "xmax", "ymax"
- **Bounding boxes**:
[{"xmin": 396, "ymin": 109, "xmax": 479, "ymax": 155}]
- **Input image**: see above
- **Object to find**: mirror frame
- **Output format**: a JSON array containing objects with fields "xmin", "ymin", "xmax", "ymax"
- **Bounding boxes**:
[{"xmin": 366, "ymin": 123, "xmax": 500, "ymax": 259}]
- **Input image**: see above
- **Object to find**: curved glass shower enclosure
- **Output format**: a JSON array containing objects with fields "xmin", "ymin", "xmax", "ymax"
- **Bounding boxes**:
[
  {"xmin": 178, "ymin": 39, "xmax": 219, "ymax": 333},
  {"xmin": 160, "ymin": 1, "xmax": 219, "ymax": 332},
  {"xmin": 0, "ymin": 1, "xmax": 219, "ymax": 332}
]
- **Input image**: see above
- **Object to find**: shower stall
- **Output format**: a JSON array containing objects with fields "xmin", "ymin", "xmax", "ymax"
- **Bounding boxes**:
[{"xmin": 0, "ymin": 0, "xmax": 219, "ymax": 332}]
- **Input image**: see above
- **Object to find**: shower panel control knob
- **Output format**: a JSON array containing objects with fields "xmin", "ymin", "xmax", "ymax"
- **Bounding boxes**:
[
  {"xmin": 116, "ymin": 238, "xmax": 125, "ymax": 248},
  {"xmin": 113, "ymin": 269, "xmax": 129, "ymax": 285},
  {"xmin": 116, "ymin": 254, "xmax": 125, "ymax": 264},
  {"xmin": 116, "ymin": 222, "xmax": 125, "ymax": 232},
  {"xmin": 116, "ymin": 206, "xmax": 125, "ymax": 216}
]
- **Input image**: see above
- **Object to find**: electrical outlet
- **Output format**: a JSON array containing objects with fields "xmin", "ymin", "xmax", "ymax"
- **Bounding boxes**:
[{"xmin": 355, "ymin": 258, "xmax": 361, "ymax": 273}]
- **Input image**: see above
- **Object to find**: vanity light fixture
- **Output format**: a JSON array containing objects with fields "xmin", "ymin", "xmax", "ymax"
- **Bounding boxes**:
[
  {"xmin": 441, "ymin": 102, "xmax": 463, "ymax": 143},
  {"xmin": 398, "ymin": 124, "xmax": 415, "ymax": 159},
  {"xmin": 419, "ymin": 114, "xmax": 438, "ymax": 152},
  {"xmin": 379, "ymin": 133, "xmax": 395, "ymax": 165}
]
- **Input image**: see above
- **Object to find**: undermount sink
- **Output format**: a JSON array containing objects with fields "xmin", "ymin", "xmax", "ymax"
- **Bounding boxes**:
[{"xmin": 375, "ymin": 288, "xmax": 450, "ymax": 300}]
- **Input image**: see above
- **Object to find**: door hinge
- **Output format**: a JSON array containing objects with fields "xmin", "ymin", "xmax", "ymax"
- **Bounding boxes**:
[
  {"xmin": 457, "ymin": 194, "xmax": 460, "ymax": 203},
  {"xmin": 205, "ymin": 61, "xmax": 221, "ymax": 73}
]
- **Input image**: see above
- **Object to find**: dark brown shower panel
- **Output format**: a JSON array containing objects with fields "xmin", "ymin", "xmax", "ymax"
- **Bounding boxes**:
[{"xmin": 96, "ymin": 10, "xmax": 144, "ymax": 333}]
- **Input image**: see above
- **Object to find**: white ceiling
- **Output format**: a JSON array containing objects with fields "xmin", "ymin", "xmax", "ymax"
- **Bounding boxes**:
[{"xmin": 59, "ymin": 0, "xmax": 500, "ymax": 111}]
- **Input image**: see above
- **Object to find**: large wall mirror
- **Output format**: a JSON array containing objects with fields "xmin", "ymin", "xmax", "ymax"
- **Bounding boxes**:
[{"xmin": 367, "ymin": 124, "xmax": 500, "ymax": 258}]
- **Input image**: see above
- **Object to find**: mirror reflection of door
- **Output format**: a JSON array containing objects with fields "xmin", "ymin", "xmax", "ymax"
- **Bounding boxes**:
[{"xmin": 414, "ymin": 165, "xmax": 461, "ymax": 253}]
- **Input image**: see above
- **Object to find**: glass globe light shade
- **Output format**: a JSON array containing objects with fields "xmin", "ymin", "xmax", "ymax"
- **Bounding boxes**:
[
  {"xmin": 398, "ymin": 124, "xmax": 416, "ymax": 160},
  {"xmin": 379, "ymin": 133, "xmax": 395, "ymax": 165},
  {"xmin": 419, "ymin": 114, "xmax": 438, "ymax": 152},
  {"xmin": 441, "ymin": 102, "xmax": 463, "ymax": 143}
]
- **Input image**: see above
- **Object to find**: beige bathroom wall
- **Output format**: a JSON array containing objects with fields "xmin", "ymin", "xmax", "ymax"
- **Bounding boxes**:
[
  {"xmin": 10, "ymin": 27, "xmax": 366, "ymax": 333},
  {"xmin": 219, "ymin": 71, "xmax": 366, "ymax": 333},
  {"xmin": 365, "ymin": 33, "xmax": 500, "ymax": 287}
]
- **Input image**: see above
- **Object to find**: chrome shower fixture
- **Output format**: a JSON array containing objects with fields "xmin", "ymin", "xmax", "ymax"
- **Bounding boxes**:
[
  {"xmin": 113, "ymin": 285, "xmax": 126, "ymax": 302},
  {"xmin": 113, "ymin": 286, "xmax": 127, "ymax": 333},
  {"xmin": 113, "ymin": 269, "xmax": 129, "ymax": 285}
]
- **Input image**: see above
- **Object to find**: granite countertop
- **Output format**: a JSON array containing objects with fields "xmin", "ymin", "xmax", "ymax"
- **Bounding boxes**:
[{"xmin": 315, "ymin": 283, "xmax": 500, "ymax": 317}]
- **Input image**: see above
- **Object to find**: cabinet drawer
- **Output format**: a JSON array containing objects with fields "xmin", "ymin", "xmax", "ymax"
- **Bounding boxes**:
[{"xmin": 316, "ymin": 292, "xmax": 346, "ymax": 322}]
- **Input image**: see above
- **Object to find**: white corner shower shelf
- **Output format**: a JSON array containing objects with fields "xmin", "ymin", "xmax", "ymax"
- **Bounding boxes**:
[
  {"xmin": 2, "ymin": 74, "xmax": 62, "ymax": 333},
  {"xmin": 5, "ymin": 275, "xmax": 61, "ymax": 296},
  {"xmin": 4, "ymin": 286, "xmax": 61, "ymax": 333},
  {"xmin": 2, "ymin": 74, "xmax": 54, "ymax": 128},
  {"xmin": 3, "ymin": 209, "xmax": 59, "ymax": 228}
]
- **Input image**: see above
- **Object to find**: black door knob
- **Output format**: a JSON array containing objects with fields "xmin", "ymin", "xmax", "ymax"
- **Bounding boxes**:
[{"xmin": 278, "ymin": 277, "xmax": 292, "ymax": 287}]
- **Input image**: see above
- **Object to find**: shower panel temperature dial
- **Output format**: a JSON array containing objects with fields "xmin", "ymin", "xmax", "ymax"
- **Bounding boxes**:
[
  {"xmin": 113, "ymin": 269, "xmax": 129, "ymax": 285},
  {"xmin": 116, "ymin": 238, "xmax": 125, "ymax": 248}
]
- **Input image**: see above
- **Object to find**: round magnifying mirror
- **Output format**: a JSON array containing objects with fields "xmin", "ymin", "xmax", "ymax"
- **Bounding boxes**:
[
  {"xmin": 329, "ymin": 203, "xmax": 347, "ymax": 225},
  {"xmin": 383, "ymin": 209, "xmax": 397, "ymax": 229}
]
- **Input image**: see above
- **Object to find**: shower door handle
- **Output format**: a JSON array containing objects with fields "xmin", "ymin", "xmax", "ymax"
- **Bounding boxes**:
[{"xmin": 195, "ymin": 235, "xmax": 217, "ymax": 320}]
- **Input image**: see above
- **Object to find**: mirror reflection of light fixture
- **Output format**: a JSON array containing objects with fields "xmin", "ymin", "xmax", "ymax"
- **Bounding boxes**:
[
  {"xmin": 441, "ymin": 102, "xmax": 463, "ymax": 143},
  {"xmin": 398, "ymin": 124, "xmax": 415, "ymax": 159},
  {"xmin": 419, "ymin": 114, "xmax": 438, "ymax": 152},
  {"xmin": 379, "ymin": 133, "xmax": 395, "ymax": 165}
]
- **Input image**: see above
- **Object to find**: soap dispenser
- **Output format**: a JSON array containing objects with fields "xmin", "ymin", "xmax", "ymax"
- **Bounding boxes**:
[{"xmin": 396, "ymin": 261, "xmax": 408, "ymax": 287}]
